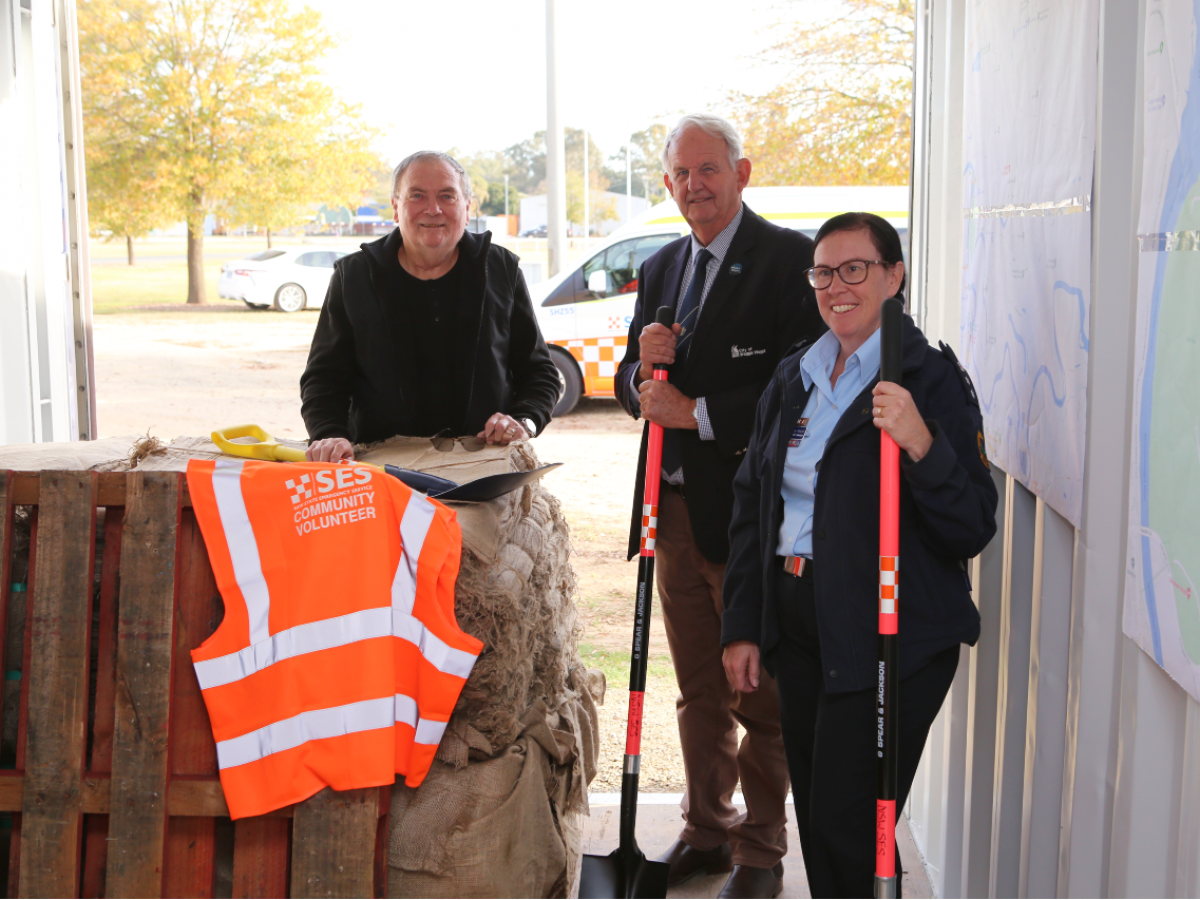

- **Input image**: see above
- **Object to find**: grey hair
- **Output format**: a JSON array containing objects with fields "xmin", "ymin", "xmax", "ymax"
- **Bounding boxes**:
[
  {"xmin": 661, "ymin": 114, "xmax": 744, "ymax": 172},
  {"xmin": 390, "ymin": 151, "xmax": 473, "ymax": 203}
]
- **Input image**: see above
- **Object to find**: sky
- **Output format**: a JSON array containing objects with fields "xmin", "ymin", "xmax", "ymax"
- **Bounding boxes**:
[{"xmin": 301, "ymin": 0, "xmax": 808, "ymax": 164}]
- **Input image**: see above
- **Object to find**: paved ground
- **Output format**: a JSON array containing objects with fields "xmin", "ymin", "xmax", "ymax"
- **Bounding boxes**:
[{"xmin": 582, "ymin": 800, "xmax": 933, "ymax": 898}]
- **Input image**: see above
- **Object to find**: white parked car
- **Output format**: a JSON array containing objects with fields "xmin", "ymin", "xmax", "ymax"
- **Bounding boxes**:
[{"xmin": 218, "ymin": 245, "xmax": 358, "ymax": 312}]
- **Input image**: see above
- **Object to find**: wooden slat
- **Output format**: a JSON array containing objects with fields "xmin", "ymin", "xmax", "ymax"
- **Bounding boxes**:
[
  {"xmin": 7, "ymin": 471, "xmax": 192, "ymax": 508},
  {"xmin": 0, "ymin": 472, "xmax": 14, "ymax": 711},
  {"xmin": 0, "ymin": 471, "xmax": 15, "ymax": 896},
  {"xmin": 81, "ymin": 507, "xmax": 126, "ymax": 898},
  {"xmin": 165, "ymin": 509, "xmax": 225, "ymax": 898},
  {"xmin": 290, "ymin": 787, "xmax": 379, "ymax": 898},
  {"xmin": 90, "ymin": 507, "xmax": 125, "ymax": 773},
  {"xmin": 106, "ymin": 472, "xmax": 183, "ymax": 898},
  {"xmin": 9, "ymin": 507, "xmax": 39, "ymax": 897},
  {"xmin": 168, "ymin": 510, "xmax": 221, "ymax": 774},
  {"xmin": 232, "ymin": 818, "xmax": 291, "ymax": 899},
  {"xmin": 0, "ymin": 775, "xmax": 296, "ymax": 818},
  {"xmin": 373, "ymin": 812, "xmax": 388, "ymax": 899},
  {"xmin": 19, "ymin": 472, "xmax": 98, "ymax": 899},
  {"xmin": 15, "ymin": 507, "xmax": 37, "ymax": 772}
]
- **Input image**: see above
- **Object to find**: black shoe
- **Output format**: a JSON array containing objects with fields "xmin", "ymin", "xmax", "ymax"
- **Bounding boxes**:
[
  {"xmin": 655, "ymin": 839, "xmax": 734, "ymax": 886},
  {"xmin": 717, "ymin": 862, "xmax": 784, "ymax": 899}
]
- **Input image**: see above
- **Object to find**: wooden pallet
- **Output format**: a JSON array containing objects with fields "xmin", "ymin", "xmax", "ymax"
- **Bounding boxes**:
[{"xmin": 0, "ymin": 471, "xmax": 389, "ymax": 899}]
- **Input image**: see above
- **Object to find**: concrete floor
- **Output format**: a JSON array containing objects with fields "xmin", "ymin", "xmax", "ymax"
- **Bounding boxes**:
[{"xmin": 581, "ymin": 799, "xmax": 933, "ymax": 899}]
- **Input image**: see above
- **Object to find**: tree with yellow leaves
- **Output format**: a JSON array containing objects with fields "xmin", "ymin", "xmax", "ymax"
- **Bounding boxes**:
[
  {"xmin": 80, "ymin": 0, "xmax": 379, "ymax": 303},
  {"xmin": 730, "ymin": 0, "xmax": 914, "ymax": 186}
]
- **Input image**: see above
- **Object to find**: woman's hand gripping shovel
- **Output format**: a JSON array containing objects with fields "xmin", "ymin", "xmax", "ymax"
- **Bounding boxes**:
[
  {"xmin": 874, "ymin": 298, "xmax": 904, "ymax": 899},
  {"xmin": 579, "ymin": 307, "xmax": 675, "ymax": 900}
]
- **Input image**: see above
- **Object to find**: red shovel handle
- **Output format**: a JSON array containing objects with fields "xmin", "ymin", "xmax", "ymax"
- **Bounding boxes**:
[{"xmin": 875, "ymin": 298, "xmax": 903, "ymax": 896}]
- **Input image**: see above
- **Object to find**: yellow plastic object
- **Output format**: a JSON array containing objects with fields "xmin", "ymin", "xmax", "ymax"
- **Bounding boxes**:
[{"xmin": 210, "ymin": 424, "xmax": 308, "ymax": 463}]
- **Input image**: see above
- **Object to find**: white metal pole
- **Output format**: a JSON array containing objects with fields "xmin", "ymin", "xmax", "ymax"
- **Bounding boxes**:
[
  {"xmin": 583, "ymin": 129, "xmax": 590, "ymax": 251},
  {"xmin": 504, "ymin": 174, "xmax": 509, "ymax": 220},
  {"xmin": 626, "ymin": 140, "xmax": 632, "ymax": 223},
  {"xmin": 545, "ymin": 0, "xmax": 567, "ymax": 276}
]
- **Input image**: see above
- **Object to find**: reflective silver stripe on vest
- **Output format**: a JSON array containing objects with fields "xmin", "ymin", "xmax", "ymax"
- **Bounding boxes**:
[
  {"xmin": 216, "ymin": 696, "xmax": 395, "ymax": 770},
  {"xmin": 211, "ymin": 459, "xmax": 272, "ymax": 645},
  {"xmin": 392, "ymin": 609, "xmax": 477, "ymax": 680},
  {"xmin": 394, "ymin": 693, "xmax": 449, "ymax": 746},
  {"xmin": 195, "ymin": 606, "xmax": 474, "ymax": 688},
  {"xmin": 392, "ymin": 492, "xmax": 436, "ymax": 616},
  {"xmin": 194, "ymin": 607, "xmax": 393, "ymax": 690}
]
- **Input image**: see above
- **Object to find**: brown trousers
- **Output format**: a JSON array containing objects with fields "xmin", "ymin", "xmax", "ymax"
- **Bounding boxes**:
[{"xmin": 654, "ymin": 487, "xmax": 790, "ymax": 868}]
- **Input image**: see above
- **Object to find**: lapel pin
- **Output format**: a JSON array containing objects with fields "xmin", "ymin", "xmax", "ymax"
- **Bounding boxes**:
[{"xmin": 729, "ymin": 263, "xmax": 743, "ymax": 276}]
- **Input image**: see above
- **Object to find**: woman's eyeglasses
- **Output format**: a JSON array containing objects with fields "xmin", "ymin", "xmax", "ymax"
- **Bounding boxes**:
[
  {"xmin": 430, "ymin": 429, "xmax": 488, "ymax": 452},
  {"xmin": 805, "ymin": 260, "xmax": 887, "ymax": 289}
]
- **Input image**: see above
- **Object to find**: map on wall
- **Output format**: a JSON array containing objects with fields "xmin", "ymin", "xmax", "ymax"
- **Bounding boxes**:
[
  {"xmin": 959, "ymin": 1, "xmax": 1099, "ymax": 528},
  {"xmin": 1124, "ymin": 0, "xmax": 1200, "ymax": 703}
]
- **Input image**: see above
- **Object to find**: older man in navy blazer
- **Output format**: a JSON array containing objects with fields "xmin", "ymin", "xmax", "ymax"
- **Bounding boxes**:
[{"xmin": 615, "ymin": 114, "xmax": 825, "ymax": 899}]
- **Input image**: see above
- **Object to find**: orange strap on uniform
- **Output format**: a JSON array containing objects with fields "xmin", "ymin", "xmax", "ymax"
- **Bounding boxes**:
[{"xmin": 186, "ymin": 458, "xmax": 482, "ymax": 819}]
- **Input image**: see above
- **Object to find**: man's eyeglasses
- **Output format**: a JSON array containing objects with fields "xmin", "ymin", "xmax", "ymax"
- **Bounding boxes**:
[{"xmin": 805, "ymin": 260, "xmax": 887, "ymax": 290}]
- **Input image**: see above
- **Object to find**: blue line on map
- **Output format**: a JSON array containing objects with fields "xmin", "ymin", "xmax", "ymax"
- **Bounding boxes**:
[
  {"xmin": 977, "ymin": 344, "xmax": 1012, "ymax": 415},
  {"xmin": 1053, "ymin": 281, "xmax": 1090, "ymax": 352},
  {"xmin": 1028, "ymin": 364, "xmax": 1067, "ymax": 409},
  {"xmin": 1138, "ymin": 0, "xmax": 1200, "ymax": 667},
  {"xmin": 1009, "ymin": 315, "xmax": 1028, "ymax": 373}
]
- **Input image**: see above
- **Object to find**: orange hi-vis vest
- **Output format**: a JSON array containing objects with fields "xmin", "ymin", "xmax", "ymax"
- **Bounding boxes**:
[{"xmin": 186, "ymin": 458, "xmax": 483, "ymax": 819}]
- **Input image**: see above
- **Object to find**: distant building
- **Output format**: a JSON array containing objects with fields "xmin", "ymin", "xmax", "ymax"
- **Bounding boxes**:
[
  {"xmin": 519, "ymin": 192, "xmax": 651, "ymax": 237},
  {"xmin": 352, "ymin": 205, "xmax": 394, "ymax": 236}
]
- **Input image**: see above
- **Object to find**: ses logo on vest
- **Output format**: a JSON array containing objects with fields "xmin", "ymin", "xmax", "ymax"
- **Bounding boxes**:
[{"xmin": 286, "ymin": 467, "xmax": 379, "ymax": 536}]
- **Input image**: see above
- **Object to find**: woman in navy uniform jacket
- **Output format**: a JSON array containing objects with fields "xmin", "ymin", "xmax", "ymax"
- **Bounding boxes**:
[{"xmin": 720, "ymin": 213, "xmax": 998, "ymax": 897}]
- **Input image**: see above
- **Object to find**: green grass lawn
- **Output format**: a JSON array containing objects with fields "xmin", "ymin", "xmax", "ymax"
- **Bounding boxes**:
[
  {"xmin": 90, "ymin": 262, "xmax": 226, "ymax": 313},
  {"xmin": 578, "ymin": 640, "xmax": 676, "ymax": 685},
  {"xmin": 88, "ymin": 235, "xmax": 338, "ymax": 313}
]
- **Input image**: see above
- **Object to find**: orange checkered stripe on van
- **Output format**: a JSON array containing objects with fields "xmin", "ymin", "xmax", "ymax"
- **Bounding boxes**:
[{"xmin": 552, "ymin": 337, "xmax": 628, "ymax": 380}]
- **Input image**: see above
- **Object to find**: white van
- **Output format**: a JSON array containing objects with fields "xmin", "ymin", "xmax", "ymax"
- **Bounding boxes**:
[{"xmin": 532, "ymin": 186, "xmax": 909, "ymax": 415}]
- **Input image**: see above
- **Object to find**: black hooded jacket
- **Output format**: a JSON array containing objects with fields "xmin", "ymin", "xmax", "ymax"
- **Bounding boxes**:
[
  {"xmin": 301, "ymin": 228, "xmax": 560, "ymax": 443},
  {"xmin": 721, "ymin": 314, "xmax": 998, "ymax": 693}
]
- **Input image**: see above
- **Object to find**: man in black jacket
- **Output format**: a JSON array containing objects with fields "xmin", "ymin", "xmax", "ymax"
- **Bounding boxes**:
[
  {"xmin": 301, "ymin": 151, "xmax": 560, "ymax": 461},
  {"xmin": 614, "ymin": 114, "xmax": 825, "ymax": 899}
]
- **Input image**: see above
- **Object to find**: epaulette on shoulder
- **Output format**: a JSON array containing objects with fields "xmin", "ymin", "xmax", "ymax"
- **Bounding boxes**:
[{"xmin": 938, "ymin": 341, "xmax": 981, "ymax": 409}]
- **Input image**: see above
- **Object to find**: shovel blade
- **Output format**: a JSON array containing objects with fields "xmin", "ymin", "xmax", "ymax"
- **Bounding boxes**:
[{"xmin": 580, "ymin": 849, "xmax": 670, "ymax": 899}]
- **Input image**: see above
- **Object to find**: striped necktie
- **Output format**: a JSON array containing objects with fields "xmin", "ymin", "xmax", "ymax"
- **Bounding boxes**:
[
  {"xmin": 674, "ymin": 248, "xmax": 712, "ymax": 360},
  {"xmin": 660, "ymin": 247, "xmax": 713, "ymax": 479}
]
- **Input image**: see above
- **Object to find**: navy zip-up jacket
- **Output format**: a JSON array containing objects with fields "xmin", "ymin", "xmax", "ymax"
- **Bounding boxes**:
[{"xmin": 721, "ymin": 314, "xmax": 998, "ymax": 693}]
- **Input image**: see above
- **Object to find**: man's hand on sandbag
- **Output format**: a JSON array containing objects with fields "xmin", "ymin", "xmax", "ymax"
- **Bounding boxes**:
[{"xmin": 306, "ymin": 437, "xmax": 355, "ymax": 463}]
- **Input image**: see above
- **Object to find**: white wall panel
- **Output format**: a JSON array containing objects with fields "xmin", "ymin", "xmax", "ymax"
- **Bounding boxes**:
[
  {"xmin": 907, "ymin": 0, "xmax": 1200, "ymax": 896},
  {"xmin": 0, "ymin": 0, "xmax": 91, "ymax": 447}
]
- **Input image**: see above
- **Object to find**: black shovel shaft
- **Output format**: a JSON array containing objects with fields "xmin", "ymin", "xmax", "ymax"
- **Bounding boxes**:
[
  {"xmin": 620, "ymin": 553, "xmax": 654, "ymax": 850},
  {"xmin": 580, "ymin": 308, "xmax": 678, "ymax": 900},
  {"xmin": 629, "ymin": 555, "xmax": 654, "ymax": 694},
  {"xmin": 615, "ymin": 305, "xmax": 676, "ymax": 868}
]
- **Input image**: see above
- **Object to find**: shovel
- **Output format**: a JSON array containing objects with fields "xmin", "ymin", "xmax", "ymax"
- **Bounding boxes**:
[
  {"xmin": 874, "ymin": 297, "xmax": 904, "ymax": 899},
  {"xmin": 210, "ymin": 424, "xmax": 560, "ymax": 502},
  {"xmin": 579, "ymin": 306, "xmax": 675, "ymax": 899}
]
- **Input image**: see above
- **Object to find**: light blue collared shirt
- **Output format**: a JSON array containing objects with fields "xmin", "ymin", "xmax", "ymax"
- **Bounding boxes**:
[{"xmin": 776, "ymin": 327, "xmax": 882, "ymax": 558}]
